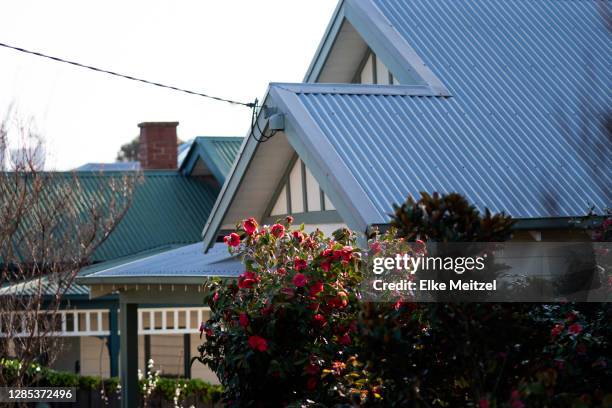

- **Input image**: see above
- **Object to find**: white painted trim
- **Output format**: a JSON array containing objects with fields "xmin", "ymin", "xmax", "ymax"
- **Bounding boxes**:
[
  {"xmin": 271, "ymin": 82, "xmax": 433, "ymax": 96},
  {"xmin": 0, "ymin": 307, "xmax": 211, "ymax": 338}
]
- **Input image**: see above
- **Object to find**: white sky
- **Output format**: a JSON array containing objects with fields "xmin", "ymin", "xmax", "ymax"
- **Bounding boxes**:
[{"xmin": 0, "ymin": 1, "xmax": 336, "ymax": 170}]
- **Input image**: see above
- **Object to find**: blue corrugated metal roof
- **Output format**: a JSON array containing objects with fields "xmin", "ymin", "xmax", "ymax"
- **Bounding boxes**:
[
  {"xmin": 76, "ymin": 162, "xmax": 141, "ymax": 171},
  {"xmin": 78, "ymin": 243, "xmax": 242, "ymax": 285},
  {"xmin": 273, "ymin": 80, "xmax": 610, "ymax": 222},
  {"xmin": 201, "ymin": 0, "xmax": 611, "ymax": 249},
  {"xmin": 278, "ymin": 0, "xmax": 611, "ymax": 221}
]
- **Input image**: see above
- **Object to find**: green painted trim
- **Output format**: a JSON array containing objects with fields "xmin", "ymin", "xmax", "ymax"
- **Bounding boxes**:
[
  {"xmin": 119, "ymin": 301, "xmax": 138, "ymax": 408},
  {"xmin": 116, "ymin": 288, "xmax": 212, "ymax": 305},
  {"xmin": 372, "ymin": 53, "xmax": 378, "ymax": 84},
  {"xmin": 264, "ymin": 210, "xmax": 342, "ymax": 225},
  {"xmin": 301, "ymin": 160, "xmax": 308, "ymax": 212},
  {"xmin": 513, "ymin": 217, "xmax": 604, "ymax": 230},
  {"xmin": 144, "ymin": 335, "xmax": 151, "ymax": 372},
  {"xmin": 320, "ymin": 188, "xmax": 326, "ymax": 211},
  {"xmin": 262, "ymin": 154, "xmax": 298, "ymax": 220},
  {"xmin": 368, "ymin": 216, "xmax": 606, "ymax": 236},
  {"xmin": 183, "ymin": 334, "xmax": 191, "ymax": 379},
  {"xmin": 108, "ymin": 305, "xmax": 119, "ymax": 378},
  {"xmin": 352, "ymin": 49, "xmax": 372, "ymax": 83}
]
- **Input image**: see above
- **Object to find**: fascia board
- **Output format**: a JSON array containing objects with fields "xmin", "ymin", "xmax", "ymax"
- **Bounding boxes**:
[
  {"xmin": 303, "ymin": 0, "xmax": 347, "ymax": 82},
  {"xmin": 269, "ymin": 85, "xmax": 385, "ymax": 234},
  {"xmin": 200, "ymin": 94, "xmax": 272, "ymax": 251},
  {"xmin": 345, "ymin": 0, "xmax": 450, "ymax": 96}
]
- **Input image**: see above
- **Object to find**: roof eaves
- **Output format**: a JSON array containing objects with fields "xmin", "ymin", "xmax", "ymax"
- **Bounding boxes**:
[
  {"xmin": 303, "ymin": 0, "xmax": 347, "ymax": 82},
  {"xmin": 344, "ymin": 0, "xmax": 450, "ymax": 96},
  {"xmin": 180, "ymin": 137, "xmax": 244, "ymax": 184},
  {"xmin": 271, "ymin": 82, "xmax": 438, "ymax": 97},
  {"xmin": 269, "ymin": 84, "xmax": 383, "ymax": 232},
  {"xmin": 303, "ymin": 0, "xmax": 450, "ymax": 96},
  {"xmin": 77, "ymin": 275, "xmax": 234, "ymax": 286},
  {"xmin": 200, "ymin": 94, "xmax": 273, "ymax": 251}
]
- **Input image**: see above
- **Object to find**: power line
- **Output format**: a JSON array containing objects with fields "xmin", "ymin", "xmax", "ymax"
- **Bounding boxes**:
[{"xmin": 0, "ymin": 41, "xmax": 256, "ymax": 108}]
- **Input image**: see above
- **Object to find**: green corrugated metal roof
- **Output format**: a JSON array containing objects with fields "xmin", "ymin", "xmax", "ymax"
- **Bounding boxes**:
[
  {"xmin": 0, "ymin": 277, "xmax": 91, "ymax": 297},
  {"xmin": 92, "ymin": 171, "xmax": 220, "ymax": 261},
  {"xmin": 179, "ymin": 137, "xmax": 243, "ymax": 183},
  {"xmin": 0, "ymin": 245, "xmax": 180, "ymax": 298},
  {"xmin": 206, "ymin": 137, "xmax": 243, "ymax": 173},
  {"xmin": 1, "ymin": 170, "xmax": 220, "ymax": 263}
]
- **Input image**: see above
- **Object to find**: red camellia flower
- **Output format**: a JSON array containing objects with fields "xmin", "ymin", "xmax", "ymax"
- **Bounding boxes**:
[
  {"xmin": 370, "ymin": 241, "xmax": 382, "ymax": 254},
  {"xmin": 312, "ymin": 313, "xmax": 327, "ymax": 328},
  {"xmin": 328, "ymin": 291, "xmax": 349, "ymax": 309},
  {"xmin": 292, "ymin": 273, "xmax": 308, "ymax": 287},
  {"xmin": 306, "ymin": 377, "xmax": 318, "ymax": 391},
  {"xmin": 242, "ymin": 218, "xmax": 258, "ymax": 235},
  {"xmin": 304, "ymin": 363, "xmax": 319, "ymax": 376},
  {"xmin": 281, "ymin": 287, "xmax": 295, "ymax": 298},
  {"xmin": 286, "ymin": 215, "xmax": 294, "ymax": 224},
  {"xmin": 223, "ymin": 232, "xmax": 241, "ymax": 247},
  {"xmin": 551, "ymin": 323, "xmax": 564, "ymax": 338},
  {"xmin": 276, "ymin": 267, "xmax": 286, "ymax": 275},
  {"xmin": 568, "ymin": 323, "xmax": 583, "ymax": 335},
  {"xmin": 212, "ymin": 292, "xmax": 219, "ymax": 302},
  {"xmin": 248, "ymin": 335, "xmax": 268, "ymax": 352},
  {"xmin": 341, "ymin": 246, "xmax": 354, "ymax": 262},
  {"xmin": 261, "ymin": 304, "xmax": 274, "ymax": 316},
  {"xmin": 292, "ymin": 230, "xmax": 304, "ymax": 243},
  {"xmin": 309, "ymin": 280, "xmax": 324, "ymax": 297},
  {"xmin": 338, "ymin": 333, "xmax": 351, "ymax": 345},
  {"xmin": 270, "ymin": 223, "xmax": 285, "ymax": 238},
  {"xmin": 239, "ymin": 313, "xmax": 249, "ymax": 328},
  {"xmin": 294, "ymin": 257, "xmax": 308, "ymax": 271},
  {"xmin": 321, "ymin": 260, "xmax": 331, "ymax": 273},
  {"xmin": 565, "ymin": 311, "xmax": 577, "ymax": 322},
  {"xmin": 415, "ymin": 239, "xmax": 427, "ymax": 254},
  {"xmin": 238, "ymin": 271, "xmax": 259, "ymax": 289},
  {"xmin": 332, "ymin": 361, "xmax": 346, "ymax": 375}
]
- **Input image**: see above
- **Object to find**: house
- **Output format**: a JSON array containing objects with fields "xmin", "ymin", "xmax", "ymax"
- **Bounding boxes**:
[
  {"xmin": 1, "ymin": 121, "xmax": 242, "ymax": 383},
  {"xmin": 201, "ymin": 0, "xmax": 610, "ymax": 249},
  {"xmin": 79, "ymin": 0, "xmax": 610, "ymax": 406}
]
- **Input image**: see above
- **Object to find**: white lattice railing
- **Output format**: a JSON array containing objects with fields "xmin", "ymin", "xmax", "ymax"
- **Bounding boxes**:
[{"xmin": 0, "ymin": 307, "xmax": 209, "ymax": 337}]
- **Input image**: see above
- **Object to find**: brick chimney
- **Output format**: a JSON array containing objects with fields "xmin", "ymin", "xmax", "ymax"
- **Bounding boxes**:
[{"xmin": 137, "ymin": 122, "xmax": 178, "ymax": 170}]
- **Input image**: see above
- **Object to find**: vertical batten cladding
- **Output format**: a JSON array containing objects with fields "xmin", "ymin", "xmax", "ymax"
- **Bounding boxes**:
[
  {"xmin": 270, "ymin": 158, "xmax": 335, "ymax": 216},
  {"xmin": 357, "ymin": 50, "xmax": 397, "ymax": 85}
]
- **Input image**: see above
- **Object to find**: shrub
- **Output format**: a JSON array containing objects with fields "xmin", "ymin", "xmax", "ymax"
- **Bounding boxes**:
[
  {"xmin": 198, "ymin": 217, "xmax": 364, "ymax": 406},
  {"xmin": 198, "ymin": 193, "xmax": 611, "ymax": 407},
  {"xmin": 0, "ymin": 358, "xmax": 221, "ymax": 405}
]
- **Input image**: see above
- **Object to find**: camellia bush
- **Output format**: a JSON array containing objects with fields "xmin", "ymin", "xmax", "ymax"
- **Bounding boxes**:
[
  {"xmin": 197, "ymin": 193, "xmax": 611, "ymax": 407},
  {"xmin": 199, "ymin": 217, "xmax": 366, "ymax": 406}
]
